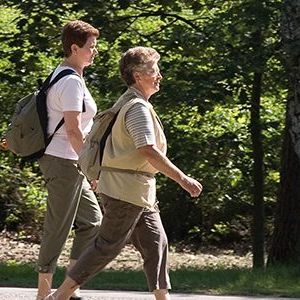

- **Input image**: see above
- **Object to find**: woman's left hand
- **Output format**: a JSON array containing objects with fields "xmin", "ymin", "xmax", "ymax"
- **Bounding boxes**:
[{"xmin": 90, "ymin": 179, "xmax": 98, "ymax": 191}]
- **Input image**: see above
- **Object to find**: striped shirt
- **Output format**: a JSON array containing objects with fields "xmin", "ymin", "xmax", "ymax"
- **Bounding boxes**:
[{"xmin": 125, "ymin": 102, "xmax": 156, "ymax": 148}]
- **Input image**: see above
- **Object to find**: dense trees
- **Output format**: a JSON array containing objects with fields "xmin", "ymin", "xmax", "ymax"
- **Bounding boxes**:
[{"xmin": 0, "ymin": 0, "xmax": 293, "ymax": 267}]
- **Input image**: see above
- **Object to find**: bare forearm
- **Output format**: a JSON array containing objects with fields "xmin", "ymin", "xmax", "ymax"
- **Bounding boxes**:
[
  {"xmin": 67, "ymin": 129, "xmax": 84, "ymax": 155},
  {"xmin": 142, "ymin": 146, "xmax": 185, "ymax": 183},
  {"xmin": 138, "ymin": 145, "xmax": 203, "ymax": 197},
  {"xmin": 64, "ymin": 111, "xmax": 84, "ymax": 155}
]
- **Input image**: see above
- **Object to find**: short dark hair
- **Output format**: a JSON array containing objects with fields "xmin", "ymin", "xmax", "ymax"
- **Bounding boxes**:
[
  {"xmin": 62, "ymin": 20, "xmax": 99, "ymax": 57},
  {"xmin": 119, "ymin": 46, "xmax": 160, "ymax": 86}
]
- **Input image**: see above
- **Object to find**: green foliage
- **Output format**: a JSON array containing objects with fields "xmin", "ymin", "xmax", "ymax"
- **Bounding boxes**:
[
  {"xmin": 0, "ymin": 0, "xmax": 286, "ymax": 250},
  {"xmin": 157, "ymin": 101, "xmax": 246, "ymax": 244},
  {"xmin": 0, "ymin": 152, "xmax": 46, "ymax": 234}
]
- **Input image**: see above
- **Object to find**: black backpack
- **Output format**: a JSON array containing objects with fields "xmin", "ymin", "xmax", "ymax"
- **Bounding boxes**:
[{"xmin": 5, "ymin": 69, "xmax": 79, "ymax": 160}]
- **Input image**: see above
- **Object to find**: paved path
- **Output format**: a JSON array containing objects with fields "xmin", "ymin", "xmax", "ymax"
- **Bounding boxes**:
[{"xmin": 0, "ymin": 288, "xmax": 299, "ymax": 300}]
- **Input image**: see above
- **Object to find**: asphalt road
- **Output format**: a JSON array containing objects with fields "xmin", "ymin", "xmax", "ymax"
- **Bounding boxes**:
[{"xmin": 0, "ymin": 288, "xmax": 299, "ymax": 300}]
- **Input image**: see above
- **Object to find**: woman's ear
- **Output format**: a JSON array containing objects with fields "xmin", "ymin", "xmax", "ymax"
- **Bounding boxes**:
[
  {"xmin": 70, "ymin": 44, "xmax": 79, "ymax": 55},
  {"xmin": 133, "ymin": 71, "xmax": 141, "ymax": 82}
]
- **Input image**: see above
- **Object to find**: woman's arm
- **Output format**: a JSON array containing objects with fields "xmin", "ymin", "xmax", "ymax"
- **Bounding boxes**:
[
  {"xmin": 63, "ymin": 111, "xmax": 84, "ymax": 155},
  {"xmin": 138, "ymin": 144, "xmax": 202, "ymax": 197}
]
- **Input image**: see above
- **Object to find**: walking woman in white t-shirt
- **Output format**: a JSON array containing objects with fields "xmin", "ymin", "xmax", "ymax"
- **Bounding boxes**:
[{"xmin": 36, "ymin": 20, "xmax": 102, "ymax": 300}]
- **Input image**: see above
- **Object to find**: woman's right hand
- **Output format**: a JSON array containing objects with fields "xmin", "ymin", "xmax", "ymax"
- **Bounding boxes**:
[{"xmin": 179, "ymin": 175, "xmax": 203, "ymax": 198}]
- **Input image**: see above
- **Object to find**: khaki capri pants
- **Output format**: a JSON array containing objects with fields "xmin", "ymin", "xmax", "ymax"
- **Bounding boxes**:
[
  {"xmin": 37, "ymin": 154, "xmax": 102, "ymax": 273},
  {"xmin": 68, "ymin": 194, "xmax": 171, "ymax": 292}
]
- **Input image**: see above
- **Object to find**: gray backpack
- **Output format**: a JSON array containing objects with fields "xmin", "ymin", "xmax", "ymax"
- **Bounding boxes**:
[
  {"xmin": 78, "ymin": 89, "xmax": 154, "ymax": 181},
  {"xmin": 5, "ymin": 69, "xmax": 77, "ymax": 159},
  {"xmin": 78, "ymin": 93, "xmax": 128, "ymax": 181}
]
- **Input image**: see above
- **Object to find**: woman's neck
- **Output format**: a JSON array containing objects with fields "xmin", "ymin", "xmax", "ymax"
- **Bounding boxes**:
[
  {"xmin": 61, "ymin": 58, "xmax": 84, "ymax": 76},
  {"xmin": 131, "ymin": 84, "xmax": 150, "ymax": 101}
]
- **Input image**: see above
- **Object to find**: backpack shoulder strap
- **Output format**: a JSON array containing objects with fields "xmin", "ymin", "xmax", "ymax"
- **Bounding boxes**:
[
  {"xmin": 40, "ymin": 69, "xmax": 77, "ymax": 92},
  {"xmin": 46, "ymin": 69, "xmax": 85, "ymax": 113},
  {"xmin": 42, "ymin": 69, "xmax": 81, "ymax": 145}
]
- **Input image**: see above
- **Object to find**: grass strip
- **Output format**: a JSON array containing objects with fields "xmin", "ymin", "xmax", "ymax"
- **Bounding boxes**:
[{"xmin": 1, "ymin": 262, "xmax": 300, "ymax": 297}]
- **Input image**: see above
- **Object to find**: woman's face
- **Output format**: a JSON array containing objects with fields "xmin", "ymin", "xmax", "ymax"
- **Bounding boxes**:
[
  {"xmin": 74, "ymin": 35, "xmax": 98, "ymax": 67},
  {"xmin": 136, "ymin": 61, "xmax": 162, "ymax": 98}
]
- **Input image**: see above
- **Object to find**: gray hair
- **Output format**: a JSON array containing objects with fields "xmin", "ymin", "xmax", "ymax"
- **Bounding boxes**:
[{"xmin": 119, "ymin": 46, "xmax": 160, "ymax": 86}]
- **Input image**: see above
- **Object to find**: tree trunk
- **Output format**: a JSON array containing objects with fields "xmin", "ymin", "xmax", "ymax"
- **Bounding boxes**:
[
  {"xmin": 268, "ymin": 124, "xmax": 300, "ymax": 264},
  {"xmin": 250, "ymin": 71, "xmax": 265, "ymax": 269},
  {"xmin": 268, "ymin": 0, "xmax": 300, "ymax": 265}
]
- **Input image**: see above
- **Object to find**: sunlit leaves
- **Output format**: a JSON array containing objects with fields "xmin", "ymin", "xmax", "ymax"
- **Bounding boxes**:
[{"xmin": 0, "ymin": 0, "xmax": 286, "ymax": 246}]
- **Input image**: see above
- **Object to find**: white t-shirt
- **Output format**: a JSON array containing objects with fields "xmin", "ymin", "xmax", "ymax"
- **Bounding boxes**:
[{"xmin": 45, "ymin": 66, "xmax": 97, "ymax": 160}]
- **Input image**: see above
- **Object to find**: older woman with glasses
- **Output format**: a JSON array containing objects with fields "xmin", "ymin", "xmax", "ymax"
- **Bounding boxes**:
[{"xmin": 44, "ymin": 46, "xmax": 202, "ymax": 300}]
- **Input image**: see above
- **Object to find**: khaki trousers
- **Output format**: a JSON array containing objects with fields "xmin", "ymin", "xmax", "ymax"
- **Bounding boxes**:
[
  {"xmin": 37, "ymin": 155, "xmax": 102, "ymax": 273},
  {"xmin": 68, "ymin": 194, "xmax": 171, "ymax": 291}
]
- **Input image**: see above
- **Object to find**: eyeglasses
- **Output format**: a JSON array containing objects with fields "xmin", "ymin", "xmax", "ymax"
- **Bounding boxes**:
[{"xmin": 138, "ymin": 67, "xmax": 161, "ymax": 77}]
